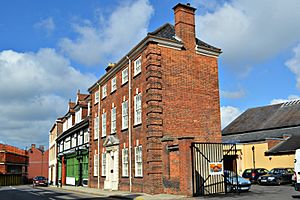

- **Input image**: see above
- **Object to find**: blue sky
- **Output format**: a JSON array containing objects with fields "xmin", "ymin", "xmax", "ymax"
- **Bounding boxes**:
[{"xmin": 1, "ymin": 0, "xmax": 300, "ymax": 149}]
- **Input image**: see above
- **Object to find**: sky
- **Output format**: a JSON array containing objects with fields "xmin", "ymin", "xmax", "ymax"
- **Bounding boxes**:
[{"xmin": 1, "ymin": 0, "xmax": 300, "ymax": 149}]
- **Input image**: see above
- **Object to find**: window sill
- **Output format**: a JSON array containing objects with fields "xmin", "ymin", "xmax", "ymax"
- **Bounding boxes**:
[
  {"xmin": 133, "ymin": 123, "xmax": 142, "ymax": 128},
  {"xmin": 134, "ymin": 176, "xmax": 143, "ymax": 178},
  {"xmin": 102, "ymin": 96, "xmax": 107, "ymax": 100},
  {"xmin": 110, "ymin": 90, "xmax": 116, "ymax": 95},
  {"xmin": 94, "ymin": 102, "xmax": 99, "ymax": 105},
  {"xmin": 101, "ymin": 135, "xmax": 106, "ymax": 139},
  {"xmin": 121, "ymin": 176, "xmax": 129, "ymax": 178},
  {"xmin": 133, "ymin": 72, "xmax": 141, "ymax": 79},
  {"xmin": 121, "ymin": 128, "xmax": 128, "ymax": 132},
  {"xmin": 121, "ymin": 81, "xmax": 128, "ymax": 87}
]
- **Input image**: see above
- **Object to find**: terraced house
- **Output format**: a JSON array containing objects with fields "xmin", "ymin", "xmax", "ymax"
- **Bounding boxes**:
[
  {"xmin": 88, "ymin": 3, "xmax": 222, "ymax": 196},
  {"xmin": 56, "ymin": 91, "xmax": 90, "ymax": 186}
]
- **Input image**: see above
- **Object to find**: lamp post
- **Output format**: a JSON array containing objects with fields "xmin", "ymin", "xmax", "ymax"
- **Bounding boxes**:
[{"xmin": 252, "ymin": 146, "xmax": 255, "ymax": 169}]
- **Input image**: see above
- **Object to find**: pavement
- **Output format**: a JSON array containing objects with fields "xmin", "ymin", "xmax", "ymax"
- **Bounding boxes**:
[{"xmin": 47, "ymin": 185, "xmax": 187, "ymax": 200}]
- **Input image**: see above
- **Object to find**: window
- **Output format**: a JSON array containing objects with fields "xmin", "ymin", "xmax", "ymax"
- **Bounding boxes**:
[
  {"xmin": 63, "ymin": 121, "xmax": 67, "ymax": 132},
  {"xmin": 122, "ymin": 67, "xmax": 128, "ymax": 84},
  {"xmin": 135, "ymin": 145, "xmax": 143, "ymax": 177},
  {"xmin": 122, "ymin": 148, "xmax": 129, "ymax": 177},
  {"xmin": 94, "ymin": 116, "xmax": 99, "ymax": 139},
  {"xmin": 102, "ymin": 153, "xmax": 106, "ymax": 176},
  {"xmin": 111, "ymin": 107, "xmax": 116, "ymax": 134},
  {"xmin": 95, "ymin": 91, "xmax": 100, "ymax": 104},
  {"xmin": 102, "ymin": 112, "xmax": 106, "ymax": 137},
  {"xmin": 134, "ymin": 93, "xmax": 142, "ymax": 125},
  {"xmin": 67, "ymin": 116, "xmax": 72, "ymax": 129},
  {"xmin": 60, "ymin": 141, "xmax": 63, "ymax": 152},
  {"xmin": 71, "ymin": 134, "xmax": 77, "ymax": 148},
  {"xmin": 102, "ymin": 85, "xmax": 107, "ymax": 99},
  {"xmin": 111, "ymin": 77, "xmax": 117, "ymax": 92},
  {"xmin": 134, "ymin": 56, "xmax": 141, "ymax": 76},
  {"xmin": 122, "ymin": 100, "xmax": 128, "ymax": 129},
  {"xmin": 78, "ymin": 131, "xmax": 83, "ymax": 146},
  {"xmin": 64, "ymin": 137, "xmax": 70, "ymax": 150},
  {"xmin": 75, "ymin": 108, "xmax": 82, "ymax": 123},
  {"xmin": 88, "ymin": 102, "xmax": 91, "ymax": 116},
  {"xmin": 84, "ymin": 128, "xmax": 89, "ymax": 144},
  {"xmin": 94, "ymin": 154, "xmax": 98, "ymax": 176}
]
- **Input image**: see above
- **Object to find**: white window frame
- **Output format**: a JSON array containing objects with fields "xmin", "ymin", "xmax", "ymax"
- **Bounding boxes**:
[
  {"xmin": 111, "ymin": 76, "xmax": 117, "ymax": 92},
  {"xmin": 134, "ymin": 93, "xmax": 142, "ymax": 125},
  {"xmin": 83, "ymin": 129, "xmax": 89, "ymax": 144},
  {"xmin": 122, "ymin": 100, "xmax": 128, "ymax": 130},
  {"xmin": 75, "ymin": 108, "xmax": 82, "ymax": 124},
  {"xmin": 67, "ymin": 115, "xmax": 72, "ymax": 129},
  {"xmin": 122, "ymin": 148, "xmax": 129, "ymax": 177},
  {"xmin": 135, "ymin": 145, "xmax": 143, "ymax": 177},
  {"xmin": 102, "ymin": 85, "xmax": 107, "ymax": 99},
  {"xmin": 94, "ymin": 154, "xmax": 98, "ymax": 176},
  {"xmin": 71, "ymin": 134, "xmax": 77, "ymax": 148},
  {"xmin": 122, "ymin": 67, "xmax": 128, "ymax": 84},
  {"xmin": 102, "ymin": 152, "xmax": 106, "ymax": 176},
  {"xmin": 134, "ymin": 56, "xmax": 141, "ymax": 76},
  {"xmin": 78, "ymin": 131, "xmax": 83, "ymax": 146},
  {"xmin": 94, "ymin": 116, "xmax": 99, "ymax": 140},
  {"xmin": 111, "ymin": 107, "xmax": 116, "ymax": 134},
  {"xmin": 102, "ymin": 112, "xmax": 106, "ymax": 137},
  {"xmin": 95, "ymin": 91, "xmax": 100, "ymax": 104},
  {"xmin": 64, "ymin": 137, "xmax": 71, "ymax": 150}
]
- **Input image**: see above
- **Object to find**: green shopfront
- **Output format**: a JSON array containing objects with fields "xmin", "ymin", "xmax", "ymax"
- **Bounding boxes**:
[{"xmin": 57, "ymin": 119, "xmax": 90, "ymax": 186}]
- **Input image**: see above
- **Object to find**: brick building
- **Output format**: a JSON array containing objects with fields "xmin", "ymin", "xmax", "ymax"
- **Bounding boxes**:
[
  {"xmin": 28, "ymin": 144, "xmax": 49, "ymax": 181},
  {"xmin": 49, "ymin": 118, "xmax": 63, "ymax": 186},
  {"xmin": 56, "ymin": 91, "xmax": 90, "ymax": 186},
  {"xmin": 88, "ymin": 3, "xmax": 222, "ymax": 196},
  {"xmin": 0, "ymin": 143, "xmax": 28, "ymax": 176}
]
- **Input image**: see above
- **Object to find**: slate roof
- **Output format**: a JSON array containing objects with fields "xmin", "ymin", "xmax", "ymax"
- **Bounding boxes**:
[
  {"xmin": 222, "ymin": 100, "xmax": 300, "ymax": 155},
  {"xmin": 222, "ymin": 100, "xmax": 300, "ymax": 135},
  {"xmin": 265, "ymin": 134, "xmax": 300, "ymax": 155},
  {"xmin": 148, "ymin": 23, "xmax": 221, "ymax": 53}
]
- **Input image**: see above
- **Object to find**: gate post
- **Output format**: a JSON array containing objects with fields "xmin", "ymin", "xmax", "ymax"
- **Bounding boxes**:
[{"xmin": 178, "ymin": 137, "xmax": 194, "ymax": 196}]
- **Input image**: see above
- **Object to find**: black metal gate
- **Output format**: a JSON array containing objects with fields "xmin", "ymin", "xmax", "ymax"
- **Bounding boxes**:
[{"xmin": 192, "ymin": 143, "xmax": 237, "ymax": 196}]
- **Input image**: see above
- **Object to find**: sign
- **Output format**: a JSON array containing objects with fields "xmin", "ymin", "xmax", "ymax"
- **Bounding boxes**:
[{"xmin": 209, "ymin": 162, "xmax": 223, "ymax": 175}]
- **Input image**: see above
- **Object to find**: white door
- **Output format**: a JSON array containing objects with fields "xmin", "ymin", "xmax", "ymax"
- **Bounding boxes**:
[{"xmin": 104, "ymin": 149, "xmax": 119, "ymax": 190}]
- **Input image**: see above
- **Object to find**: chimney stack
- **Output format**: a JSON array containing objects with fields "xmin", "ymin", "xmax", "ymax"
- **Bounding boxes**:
[
  {"xmin": 173, "ymin": 3, "xmax": 196, "ymax": 50},
  {"xmin": 31, "ymin": 144, "xmax": 36, "ymax": 149}
]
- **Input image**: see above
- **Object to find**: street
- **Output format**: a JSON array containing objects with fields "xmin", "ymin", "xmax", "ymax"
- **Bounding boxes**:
[{"xmin": 0, "ymin": 185, "xmax": 135, "ymax": 200}]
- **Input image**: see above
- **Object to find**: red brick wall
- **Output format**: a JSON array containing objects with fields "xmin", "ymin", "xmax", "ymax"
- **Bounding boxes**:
[
  {"xmin": 28, "ymin": 147, "xmax": 49, "ymax": 180},
  {"xmin": 88, "ymin": 3, "xmax": 221, "ymax": 196}
]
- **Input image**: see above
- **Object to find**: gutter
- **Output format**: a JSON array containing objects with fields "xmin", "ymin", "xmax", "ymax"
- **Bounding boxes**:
[{"xmin": 126, "ymin": 56, "xmax": 133, "ymax": 192}]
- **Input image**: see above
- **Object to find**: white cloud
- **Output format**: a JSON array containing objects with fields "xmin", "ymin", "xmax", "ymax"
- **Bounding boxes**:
[
  {"xmin": 285, "ymin": 43, "xmax": 300, "ymax": 89},
  {"xmin": 270, "ymin": 95, "xmax": 300, "ymax": 105},
  {"xmin": 0, "ymin": 49, "xmax": 97, "ymax": 148},
  {"xmin": 220, "ymin": 106, "xmax": 242, "ymax": 128},
  {"xmin": 197, "ymin": 0, "xmax": 300, "ymax": 73},
  {"xmin": 34, "ymin": 17, "xmax": 55, "ymax": 35},
  {"xmin": 59, "ymin": 0, "xmax": 154, "ymax": 66},
  {"xmin": 221, "ymin": 89, "xmax": 245, "ymax": 99}
]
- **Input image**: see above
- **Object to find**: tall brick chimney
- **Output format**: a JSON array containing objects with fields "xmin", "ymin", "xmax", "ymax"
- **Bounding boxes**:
[{"xmin": 173, "ymin": 3, "xmax": 196, "ymax": 50}]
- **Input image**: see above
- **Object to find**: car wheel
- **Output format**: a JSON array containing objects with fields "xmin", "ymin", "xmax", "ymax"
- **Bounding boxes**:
[
  {"xmin": 277, "ymin": 180, "xmax": 281, "ymax": 185},
  {"xmin": 226, "ymin": 184, "xmax": 232, "ymax": 193}
]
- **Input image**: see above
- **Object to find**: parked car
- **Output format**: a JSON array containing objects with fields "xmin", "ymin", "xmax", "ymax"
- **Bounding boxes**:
[
  {"xmin": 257, "ymin": 168, "xmax": 294, "ymax": 185},
  {"xmin": 224, "ymin": 170, "xmax": 251, "ymax": 192},
  {"xmin": 242, "ymin": 168, "xmax": 269, "ymax": 183},
  {"xmin": 294, "ymin": 149, "xmax": 300, "ymax": 191},
  {"xmin": 33, "ymin": 176, "xmax": 48, "ymax": 187}
]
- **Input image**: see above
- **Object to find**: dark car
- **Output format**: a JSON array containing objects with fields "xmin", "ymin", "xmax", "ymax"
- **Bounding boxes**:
[
  {"xmin": 242, "ymin": 168, "xmax": 269, "ymax": 183},
  {"xmin": 257, "ymin": 168, "xmax": 294, "ymax": 185},
  {"xmin": 224, "ymin": 170, "xmax": 251, "ymax": 192},
  {"xmin": 33, "ymin": 176, "xmax": 48, "ymax": 187}
]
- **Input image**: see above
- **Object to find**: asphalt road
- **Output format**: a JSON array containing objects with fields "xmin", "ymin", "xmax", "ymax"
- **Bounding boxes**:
[
  {"xmin": 191, "ymin": 184, "xmax": 300, "ymax": 200},
  {"xmin": 0, "ymin": 185, "xmax": 131, "ymax": 200}
]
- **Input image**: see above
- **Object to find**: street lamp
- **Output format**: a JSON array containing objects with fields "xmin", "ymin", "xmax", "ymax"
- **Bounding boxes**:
[{"xmin": 252, "ymin": 146, "xmax": 255, "ymax": 169}]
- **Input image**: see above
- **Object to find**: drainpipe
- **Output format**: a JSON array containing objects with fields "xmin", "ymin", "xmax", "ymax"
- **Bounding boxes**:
[
  {"xmin": 96, "ymin": 82, "xmax": 101, "ymax": 189},
  {"xmin": 126, "ymin": 56, "xmax": 132, "ymax": 192}
]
